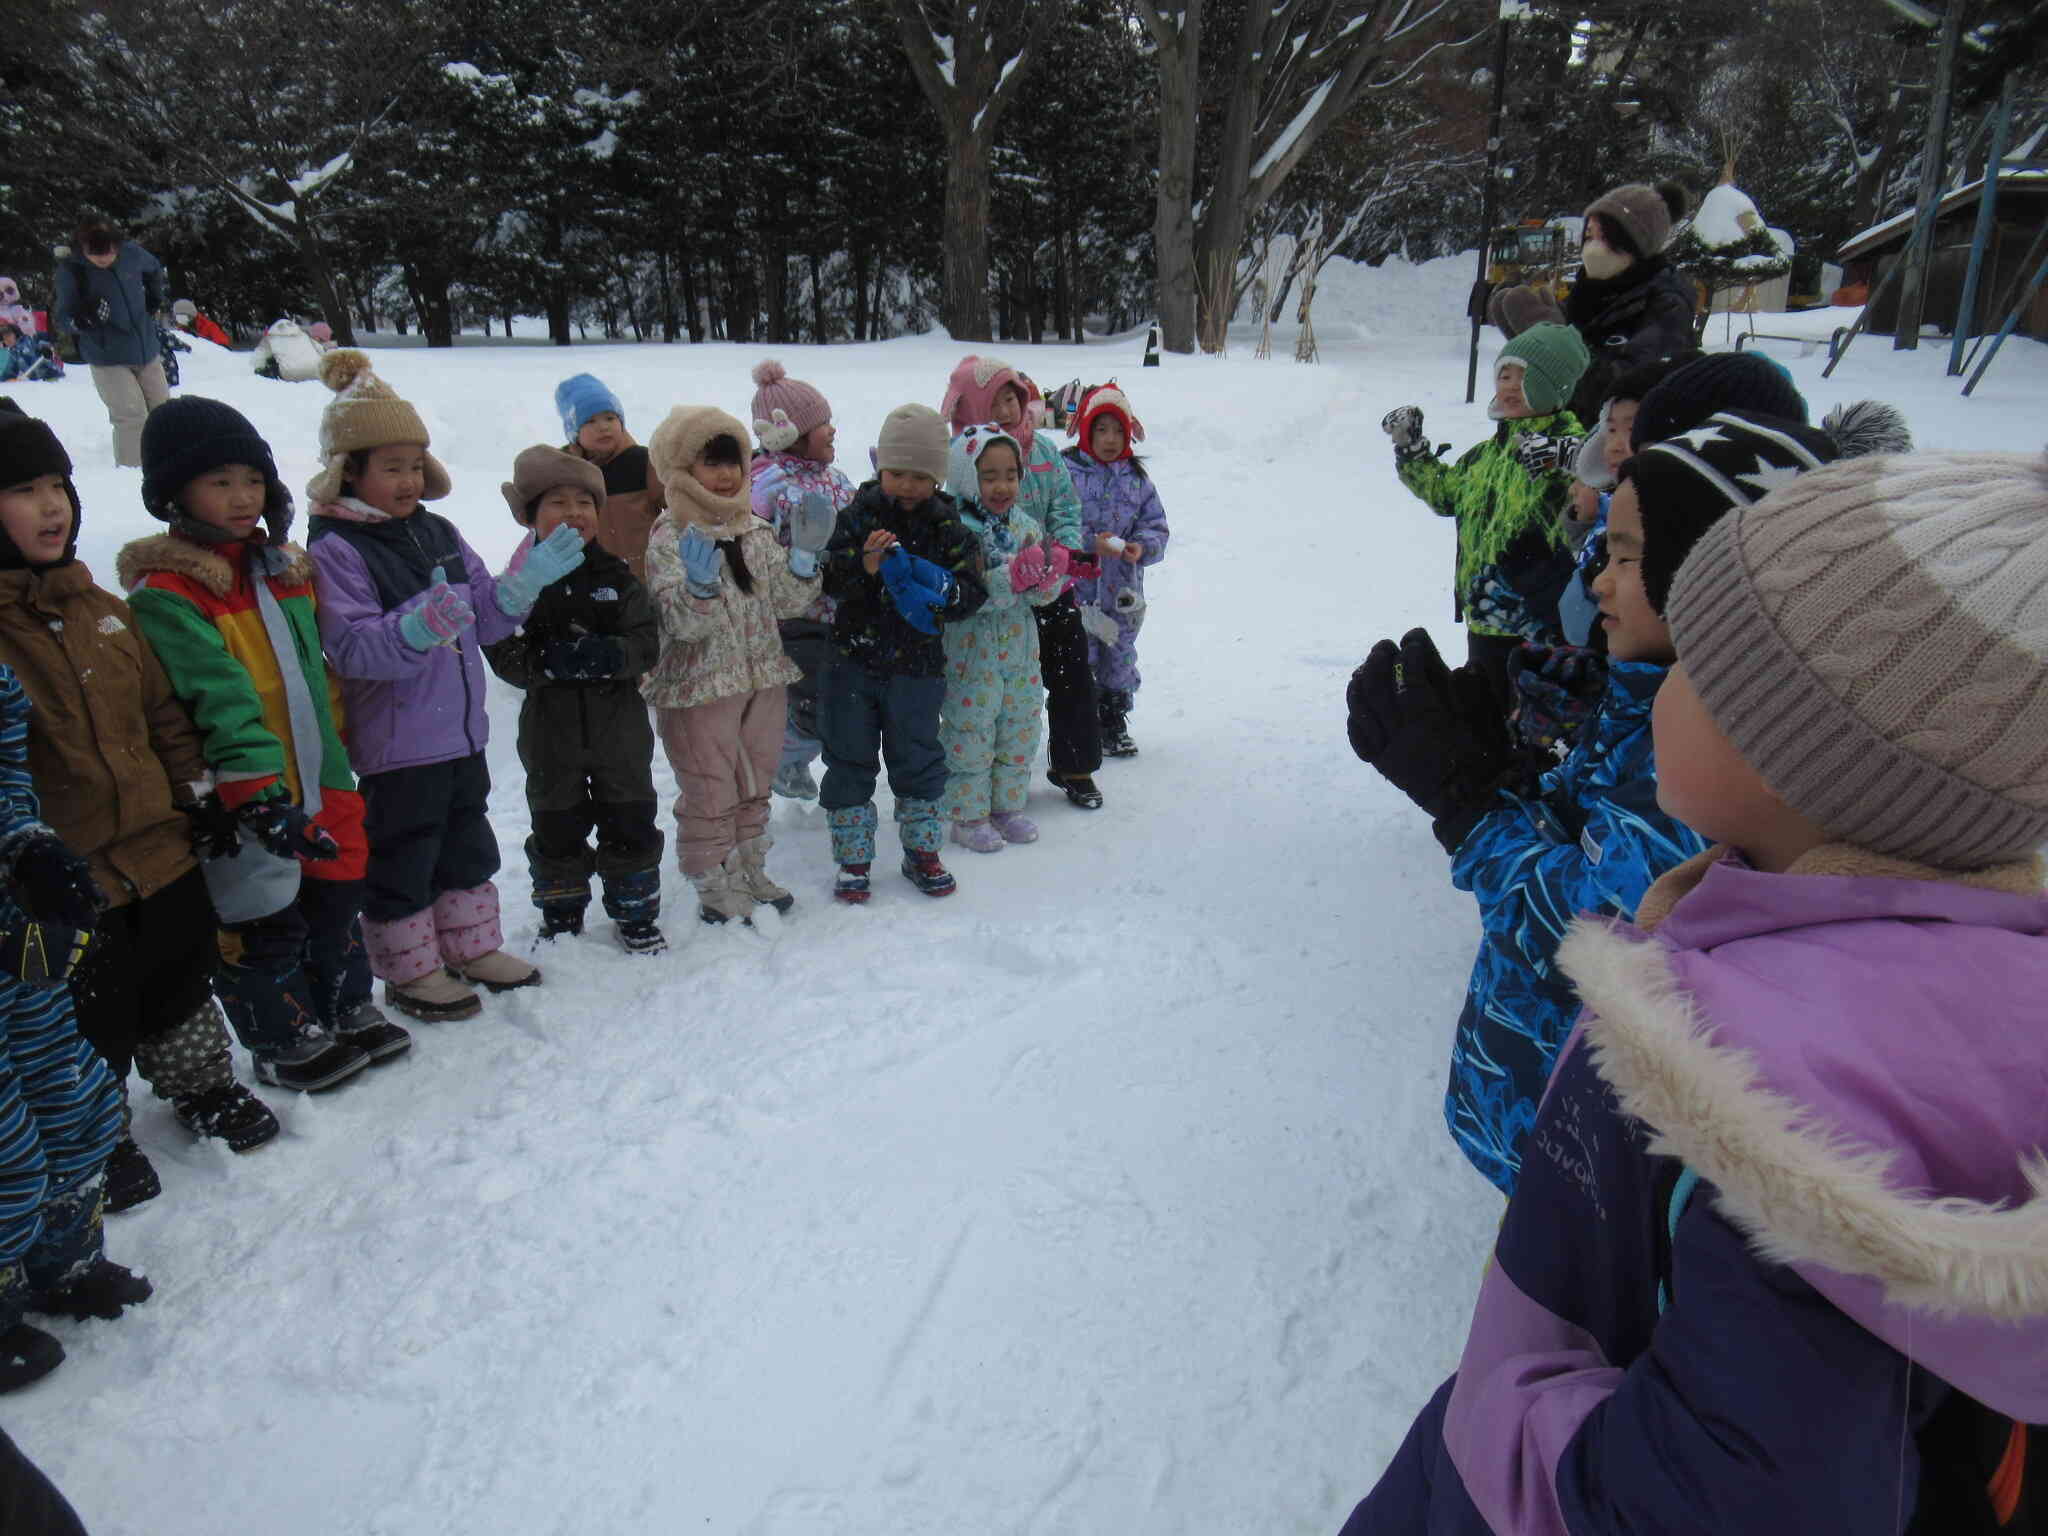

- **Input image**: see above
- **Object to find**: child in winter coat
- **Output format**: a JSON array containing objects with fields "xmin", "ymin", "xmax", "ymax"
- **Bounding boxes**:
[
  {"xmin": 121, "ymin": 398, "xmax": 412, "ymax": 1095},
  {"xmin": 748, "ymin": 359, "xmax": 855, "ymax": 803},
  {"xmin": 1341, "ymin": 449, "xmax": 2048, "ymax": 1536},
  {"xmin": 250, "ymin": 319, "xmax": 324, "ymax": 383},
  {"xmin": 940, "ymin": 424, "xmax": 1067, "ymax": 852},
  {"xmin": 0, "ymin": 662, "xmax": 149, "ymax": 1392},
  {"xmin": 0, "ymin": 402, "xmax": 278, "ymax": 1210},
  {"xmin": 820, "ymin": 405, "xmax": 989, "ymax": 902},
  {"xmin": 305, "ymin": 351, "xmax": 586, "ymax": 1021},
  {"xmin": 1347, "ymin": 410, "xmax": 1843, "ymax": 1197},
  {"xmin": 557, "ymin": 373, "xmax": 665, "ymax": 584},
  {"xmin": 1062, "ymin": 383, "xmax": 1169, "ymax": 758},
  {"xmin": 1382, "ymin": 322, "xmax": 1590, "ymax": 706},
  {"xmin": 641, "ymin": 408, "xmax": 827, "ymax": 924},
  {"xmin": 942, "ymin": 355, "xmax": 1103, "ymax": 810},
  {"xmin": 483, "ymin": 447, "xmax": 664, "ymax": 952},
  {"xmin": 0, "ymin": 322, "xmax": 60, "ymax": 384},
  {"xmin": 170, "ymin": 299, "xmax": 231, "ymax": 347}
]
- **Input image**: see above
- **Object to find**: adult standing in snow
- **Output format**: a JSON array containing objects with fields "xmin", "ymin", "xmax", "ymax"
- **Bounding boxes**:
[
  {"xmin": 52, "ymin": 218, "xmax": 169, "ymax": 468},
  {"xmin": 1563, "ymin": 182, "xmax": 1698, "ymax": 426}
]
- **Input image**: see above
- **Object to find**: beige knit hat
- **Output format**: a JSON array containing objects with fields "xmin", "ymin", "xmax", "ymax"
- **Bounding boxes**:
[
  {"xmin": 647, "ymin": 406, "xmax": 753, "ymax": 537},
  {"xmin": 1667, "ymin": 451, "xmax": 2048, "ymax": 868},
  {"xmin": 305, "ymin": 350, "xmax": 451, "ymax": 504},
  {"xmin": 500, "ymin": 444, "xmax": 606, "ymax": 525},
  {"xmin": 875, "ymin": 403, "xmax": 949, "ymax": 484}
]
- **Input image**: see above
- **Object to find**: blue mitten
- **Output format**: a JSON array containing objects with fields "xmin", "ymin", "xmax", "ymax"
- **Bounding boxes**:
[
  {"xmin": 680, "ymin": 526, "xmax": 724, "ymax": 597},
  {"xmin": 880, "ymin": 546, "xmax": 952, "ymax": 635},
  {"xmin": 495, "ymin": 525, "xmax": 588, "ymax": 616},
  {"xmin": 785, "ymin": 491, "xmax": 835, "ymax": 580}
]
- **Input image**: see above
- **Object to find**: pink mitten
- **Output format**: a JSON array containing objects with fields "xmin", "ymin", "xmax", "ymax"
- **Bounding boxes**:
[
  {"xmin": 1035, "ymin": 542, "xmax": 1073, "ymax": 594},
  {"xmin": 1009, "ymin": 544, "xmax": 1047, "ymax": 593}
]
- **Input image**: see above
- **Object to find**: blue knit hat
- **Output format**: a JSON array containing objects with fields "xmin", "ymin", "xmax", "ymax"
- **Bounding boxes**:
[{"xmin": 555, "ymin": 374, "xmax": 623, "ymax": 442}]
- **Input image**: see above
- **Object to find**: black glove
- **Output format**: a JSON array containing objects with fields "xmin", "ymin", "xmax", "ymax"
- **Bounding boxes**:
[
  {"xmin": 1511, "ymin": 432, "xmax": 1583, "ymax": 475},
  {"xmin": 539, "ymin": 632, "xmax": 625, "ymax": 681},
  {"xmin": 1510, "ymin": 643, "xmax": 1610, "ymax": 757},
  {"xmin": 179, "ymin": 793, "xmax": 240, "ymax": 859},
  {"xmin": 1346, "ymin": 628, "xmax": 1513, "ymax": 853},
  {"xmin": 31, "ymin": 1258, "xmax": 152, "ymax": 1321},
  {"xmin": 88, "ymin": 297, "xmax": 112, "ymax": 327},
  {"xmin": 6, "ymin": 832, "xmax": 105, "ymax": 928},
  {"xmin": 1381, "ymin": 405, "xmax": 1429, "ymax": 464},
  {"xmin": 238, "ymin": 799, "xmax": 339, "ymax": 861}
]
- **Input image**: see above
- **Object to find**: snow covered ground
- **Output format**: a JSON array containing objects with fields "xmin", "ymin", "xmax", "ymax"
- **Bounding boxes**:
[{"xmin": 2, "ymin": 303, "xmax": 2041, "ymax": 1534}]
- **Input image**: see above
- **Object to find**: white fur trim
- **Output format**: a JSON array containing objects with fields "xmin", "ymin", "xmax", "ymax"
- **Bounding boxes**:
[{"xmin": 1558, "ymin": 920, "xmax": 2048, "ymax": 1321}]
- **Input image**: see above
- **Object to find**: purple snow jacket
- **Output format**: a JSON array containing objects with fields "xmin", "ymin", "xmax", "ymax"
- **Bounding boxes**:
[
  {"xmin": 1341, "ymin": 844, "xmax": 2048, "ymax": 1536},
  {"xmin": 307, "ymin": 500, "xmax": 523, "ymax": 776},
  {"xmin": 1062, "ymin": 449, "xmax": 1168, "ymax": 694}
]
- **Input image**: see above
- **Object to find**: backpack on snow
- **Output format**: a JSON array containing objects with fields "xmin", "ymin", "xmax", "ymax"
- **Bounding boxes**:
[{"xmin": 1658, "ymin": 1169, "xmax": 2044, "ymax": 1532}]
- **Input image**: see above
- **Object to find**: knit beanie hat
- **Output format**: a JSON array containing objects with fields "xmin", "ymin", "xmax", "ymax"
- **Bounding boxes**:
[
  {"xmin": 1668, "ymin": 450, "xmax": 2048, "ymax": 868},
  {"xmin": 306, "ymin": 350, "xmax": 451, "ymax": 504},
  {"xmin": 939, "ymin": 355, "xmax": 1026, "ymax": 434},
  {"xmin": 1495, "ymin": 323, "xmax": 1592, "ymax": 415},
  {"xmin": 1632, "ymin": 352, "xmax": 1808, "ymax": 450},
  {"xmin": 647, "ymin": 406, "xmax": 753, "ymax": 537},
  {"xmin": 1632, "ymin": 411, "xmax": 1839, "ymax": 614},
  {"xmin": 749, "ymin": 359, "xmax": 831, "ymax": 452},
  {"xmin": 501, "ymin": 444, "xmax": 607, "ymax": 525},
  {"xmin": 0, "ymin": 400, "xmax": 79, "ymax": 568},
  {"xmin": 1487, "ymin": 283, "xmax": 1565, "ymax": 339},
  {"xmin": 140, "ymin": 396, "xmax": 294, "ymax": 544},
  {"xmin": 1585, "ymin": 182, "xmax": 1687, "ymax": 260},
  {"xmin": 1071, "ymin": 382, "xmax": 1145, "ymax": 460},
  {"xmin": 876, "ymin": 403, "xmax": 951, "ymax": 484},
  {"xmin": 945, "ymin": 423, "xmax": 1023, "ymax": 502},
  {"xmin": 554, "ymin": 373, "xmax": 623, "ymax": 443},
  {"xmin": 170, "ymin": 298, "xmax": 197, "ymax": 323}
]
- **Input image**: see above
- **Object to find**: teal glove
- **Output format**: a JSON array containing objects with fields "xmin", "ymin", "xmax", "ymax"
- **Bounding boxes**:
[
  {"xmin": 680, "ymin": 526, "xmax": 724, "ymax": 598},
  {"xmin": 495, "ymin": 525, "xmax": 588, "ymax": 616},
  {"xmin": 398, "ymin": 566, "xmax": 475, "ymax": 651}
]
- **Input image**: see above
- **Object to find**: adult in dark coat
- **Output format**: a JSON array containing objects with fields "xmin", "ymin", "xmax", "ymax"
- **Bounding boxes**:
[
  {"xmin": 1563, "ymin": 182, "xmax": 1699, "ymax": 425},
  {"xmin": 52, "ymin": 218, "xmax": 168, "ymax": 467}
]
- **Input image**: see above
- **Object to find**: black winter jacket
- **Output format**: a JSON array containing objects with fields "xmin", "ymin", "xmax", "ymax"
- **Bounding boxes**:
[
  {"xmin": 822, "ymin": 482, "xmax": 988, "ymax": 678},
  {"xmin": 1564, "ymin": 259, "xmax": 1699, "ymax": 422}
]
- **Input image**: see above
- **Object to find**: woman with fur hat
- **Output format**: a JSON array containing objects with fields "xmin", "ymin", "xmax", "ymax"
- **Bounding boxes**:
[
  {"xmin": 1563, "ymin": 181, "xmax": 1701, "ymax": 424},
  {"xmin": 556, "ymin": 373, "xmax": 665, "ymax": 584},
  {"xmin": 942, "ymin": 354, "xmax": 1105, "ymax": 810},
  {"xmin": 641, "ymin": 407, "xmax": 827, "ymax": 924},
  {"xmin": 747, "ymin": 359, "xmax": 855, "ymax": 803},
  {"xmin": 484, "ymin": 446, "xmax": 664, "ymax": 952},
  {"xmin": 0, "ymin": 402, "xmax": 279, "ymax": 1206},
  {"xmin": 305, "ymin": 351, "xmax": 586, "ymax": 1021},
  {"xmin": 120, "ymin": 397, "xmax": 411, "ymax": 1094}
]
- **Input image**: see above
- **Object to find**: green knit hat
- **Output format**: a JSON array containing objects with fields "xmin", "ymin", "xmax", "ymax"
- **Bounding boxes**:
[{"xmin": 1496, "ymin": 323, "xmax": 1592, "ymax": 414}]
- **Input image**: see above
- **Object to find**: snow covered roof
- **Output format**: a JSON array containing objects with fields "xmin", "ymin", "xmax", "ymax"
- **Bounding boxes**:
[{"xmin": 1839, "ymin": 169, "xmax": 2048, "ymax": 260}]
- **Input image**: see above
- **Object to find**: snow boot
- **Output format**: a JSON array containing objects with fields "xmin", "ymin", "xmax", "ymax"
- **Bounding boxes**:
[
  {"xmin": 616, "ymin": 918, "xmax": 668, "ymax": 955},
  {"xmin": 833, "ymin": 863, "xmax": 872, "ymax": 905},
  {"xmin": 253, "ymin": 1034, "xmax": 371, "ymax": 1093},
  {"xmin": 336, "ymin": 1001, "xmax": 412, "ymax": 1063},
  {"xmin": 103, "ymin": 1137, "xmax": 160, "ymax": 1214},
  {"xmin": 773, "ymin": 760, "xmax": 819, "ymax": 801},
  {"xmin": 537, "ymin": 903, "xmax": 586, "ymax": 941},
  {"xmin": 950, "ymin": 819, "xmax": 1005, "ymax": 854},
  {"xmin": 30, "ymin": 1258, "xmax": 152, "ymax": 1321},
  {"xmin": 989, "ymin": 810, "xmax": 1039, "ymax": 844},
  {"xmin": 900, "ymin": 850, "xmax": 957, "ymax": 897},
  {"xmin": 1099, "ymin": 691, "xmax": 1138, "ymax": 758},
  {"xmin": 1046, "ymin": 768, "xmax": 1104, "ymax": 810},
  {"xmin": 0, "ymin": 1322, "xmax": 62, "ymax": 1393},
  {"xmin": 384, "ymin": 968, "xmax": 482, "ymax": 1023},
  {"xmin": 728, "ymin": 836, "xmax": 795, "ymax": 914},
  {"xmin": 171, "ymin": 1082, "xmax": 279, "ymax": 1153},
  {"xmin": 452, "ymin": 950, "xmax": 541, "ymax": 993},
  {"xmin": 691, "ymin": 865, "xmax": 754, "ymax": 926}
]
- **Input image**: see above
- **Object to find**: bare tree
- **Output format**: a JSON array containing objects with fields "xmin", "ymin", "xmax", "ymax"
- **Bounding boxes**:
[
  {"xmin": 1134, "ymin": 1, "xmax": 1203, "ymax": 352},
  {"xmin": 893, "ymin": 0, "xmax": 1059, "ymax": 340}
]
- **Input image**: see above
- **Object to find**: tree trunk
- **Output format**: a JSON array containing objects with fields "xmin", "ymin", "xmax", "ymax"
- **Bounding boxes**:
[
  {"xmin": 657, "ymin": 249, "xmax": 678, "ymax": 342},
  {"xmin": 680, "ymin": 256, "xmax": 703, "ymax": 343},
  {"xmin": 400, "ymin": 260, "xmax": 455, "ymax": 348},
  {"xmin": 292, "ymin": 213, "xmax": 358, "ymax": 347},
  {"xmin": 942, "ymin": 123, "xmax": 994, "ymax": 340},
  {"xmin": 1145, "ymin": 4, "xmax": 1202, "ymax": 354}
]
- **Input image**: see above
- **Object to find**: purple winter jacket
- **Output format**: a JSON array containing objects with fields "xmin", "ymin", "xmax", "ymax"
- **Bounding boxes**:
[
  {"xmin": 1062, "ymin": 450, "xmax": 1169, "ymax": 694},
  {"xmin": 1342, "ymin": 846, "xmax": 2048, "ymax": 1536},
  {"xmin": 308, "ymin": 501, "xmax": 524, "ymax": 776}
]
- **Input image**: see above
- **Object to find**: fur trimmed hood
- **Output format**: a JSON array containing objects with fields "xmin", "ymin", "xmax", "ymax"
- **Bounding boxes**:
[
  {"xmin": 646, "ymin": 406, "xmax": 753, "ymax": 539},
  {"xmin": 1558, "ymin": 846, "xmax": 2048, "ymax": 1418},
  {"xmin": 116, "ymin": 532, "xmax": 314, "ymax": 597}
]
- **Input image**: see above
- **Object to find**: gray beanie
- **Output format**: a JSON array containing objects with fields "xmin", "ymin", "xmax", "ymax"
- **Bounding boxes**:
[
  {"xmin": 875, "ymin": 403, "xmax": 950, "ymax": 484},
  {"xmin": 1667, "ymin": 450, "xmax": 2048, "ymax": 869}
]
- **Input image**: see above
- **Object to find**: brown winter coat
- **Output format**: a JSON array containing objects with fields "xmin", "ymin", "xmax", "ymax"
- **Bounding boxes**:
[
  {"xmin": 0, "ymin": 562, "xmax": 209, "ymax": 906},
  {"xmin": 571, "ymin": 437, "xmax": 665, "ymax": 584}
]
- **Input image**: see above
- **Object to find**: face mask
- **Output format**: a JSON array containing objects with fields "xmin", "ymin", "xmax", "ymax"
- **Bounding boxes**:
[{"xmin": 1580, "ymin": 238, "xmax": 1631, "ymax": 281}]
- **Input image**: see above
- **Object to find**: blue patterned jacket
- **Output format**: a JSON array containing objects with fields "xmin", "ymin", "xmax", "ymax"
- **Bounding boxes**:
[{"xmin": 1443, "ymin": 660, "xmax": 1704, "ymax": 1194}]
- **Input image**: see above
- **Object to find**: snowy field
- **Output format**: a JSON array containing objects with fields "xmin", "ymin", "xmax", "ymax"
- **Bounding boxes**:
[{"xmin": 2, "ymin": 291, "xmax": 2042, "ymax": 1534}]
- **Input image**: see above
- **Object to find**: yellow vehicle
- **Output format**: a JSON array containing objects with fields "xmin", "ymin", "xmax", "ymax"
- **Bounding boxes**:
[{"xmin": 1487, "ymin": 217, "xmax": 1579, "ymax": 301}]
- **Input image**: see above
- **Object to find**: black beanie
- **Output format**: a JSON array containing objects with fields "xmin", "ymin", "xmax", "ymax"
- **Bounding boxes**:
[
  {"xmin": 1631, "ymin": 410, "xmax": 1839, "ymax": 614},
  {"xmin": 1605, "ymin": 350, "xmax": 1704, "ymax": 408},
  {"xmin": 1631, "ymin": 352, "xmax": 1809, "ymax": 451},
  {"xmin": 0, "ymin": 401, "xmax": 81, "ymax": 569},
  {"xmin": 139, "ymin": 395, "xmax": 293, "ymax": 543}
]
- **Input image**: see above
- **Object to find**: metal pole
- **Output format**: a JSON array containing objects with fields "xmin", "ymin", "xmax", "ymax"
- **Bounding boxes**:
[
  {"xmin": 1894, "ymin": 0, "xmax": 1963, "ymax": 349},
  {"xmin": 1465, "ymin": 6, "xmax": 1514, "ymax": 404},
  {"xmin": 1961, "ymin": 244, "xmax": 2048, "ymax": 395},
  {"xmin": 1948, "ymin": 79, "xmax": 2013, "ymax": 375}
]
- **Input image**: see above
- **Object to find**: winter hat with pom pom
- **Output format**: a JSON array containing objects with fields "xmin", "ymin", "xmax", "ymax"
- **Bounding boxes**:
[
  {"xmin": 945, "ymin": 423, "xmax": 1023, "ymax": 503},
  {"xmin": 648, "ymin": 406, "xmax": 754, "ymax": 536},
  {"xmin": 1667, "ymin": 449, "xmax": 2048, "ymax": 868},
  {"xmin": 140, "ymin": 396, "xmax": 293, "ymax": 544},
  {"xmin": 501, "ymin": 444, "xmax": 606, "ymax": 526},
  {"xmin": 939, "ymin": 355, "xmax": 1026, "ymax": 434},
  {"xmin": 306, "ymin": 349, "xmax": 450, "ymax": 504},
  {"xmin": 1584, "ymin": 181, "xmax": 1690, "ymax": 260},
  {"xmin": 749, "ymin": 360, "xmax": 831, "ymax": 453},
  {"xmin": 554, "ymin": 373, "xmax": 623, "ymax": 443},
  {"xmin": 1070, "ymin": 382, "xmax": 1145, "ymax": 461}
]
